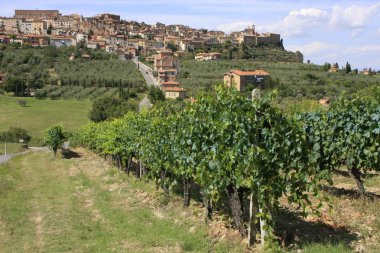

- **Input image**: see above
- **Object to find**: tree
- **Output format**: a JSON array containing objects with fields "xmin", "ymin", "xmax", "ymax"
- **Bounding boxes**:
[
  {"xmin": 166, "ymin": 42, "xmax": 178, "ymax": 52},
  {"xmin": 47, "ymin": 24, "xmax": 53, "ymax": 35},
  {"xmin": 0, "ymin": 127, "xmax": 31, "ymax": 143},
  {"xmin": 89, "ymin": 95, "xmax": 135, "ymax": 122},
  {"xmin": 44, "ymin": 125, "xmax": 66, "ymax": 156},
  {"xmin": 4, "ymin": 76, "xmax": 27, "ymax": 96},
  {"xmin": 147, "ymin": 86, "xmax": 165, "ymax": 104},
  {"xmin": 345, "ymin": 62, "xmax": 352, "ymax": 73},
  {"xmin": 324, "ymin": 63, "xmax": 331, "ymax": 71},
  {"xmin": 305, "ymin": 73, "xmax": 318, "ymax": 85}
]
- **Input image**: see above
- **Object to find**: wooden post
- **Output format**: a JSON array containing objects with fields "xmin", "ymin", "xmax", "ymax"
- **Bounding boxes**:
[
  {"xmin": 251, "ymin": 89, "xmax": 264, "ymax": 245},
  {"xmin": 247, "ymin": 193, "xmax": 257, "ymax": 247},
  {"xmin": 259, "ymin": 204, "xmax": 266, "ymax": 245}
]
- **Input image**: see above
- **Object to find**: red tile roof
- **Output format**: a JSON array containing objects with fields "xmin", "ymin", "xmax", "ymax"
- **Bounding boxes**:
[
  {"xmin": 162, "ymin": 87, "xmax": 186, "ymax": 92},
  {"xmin": 161, "ymin": 81, "xmax": 179, "ymax": 86}
]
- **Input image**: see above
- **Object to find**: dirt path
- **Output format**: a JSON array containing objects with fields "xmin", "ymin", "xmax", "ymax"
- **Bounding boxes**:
[{"xmin": 0, "ymin": 148, "xmax": 243, "ymax": 253}]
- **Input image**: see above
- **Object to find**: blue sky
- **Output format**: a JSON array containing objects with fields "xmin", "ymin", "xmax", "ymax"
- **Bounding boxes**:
[{"xmin": 1, "ymin": 0, "xmax": 380, "ymax": 69}]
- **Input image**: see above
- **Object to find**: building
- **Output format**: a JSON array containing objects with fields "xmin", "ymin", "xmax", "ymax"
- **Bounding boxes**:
[
  {"xmin": 195, "ymin": 52, "xmax": 222, "ymax": 61},
  {"xmin": 22, "ymin": 34, "xmax": 49, "ymax": 46},
  {"xmin": 154, "ymin": 51, "xmax": 176, "ymax": 72},
  {"xmin": 19, "ymin": 21, "xmax": 33, "ymax": 34},
  {"xmin": 50, "ymin": 35, "xmax": 77, "ymax": 47},
  {"xmin": 2, "ymin": 18, "xmax": 23, "ymax": 33},
  {"xmin": 32, "ymin": 20, "xmax": 47, "ymax": 35},
  {"xmin": 157, "ymin": 70, "xmax": 177, "ymax": 83},
  {"xmin": 0, "ymin": 35, "xmax": 11, "ymax": 44},
  {"xmin": 15, "ymin": 10, "xmax": 60, "ymax": 20},
  {"xmin": 223, "ymin": 69, "xmax": 270, "ymax": 92},
  {"xmin": 329, "ymin": 64, "xmax": 339, "ymax": 73},
  {"xmin": 160, "ymin": 80, "xmax": 186, "ymax": 99},
  {"xmin": 161, "ymin": 86, "xmax": 186, "ymax": 99}
]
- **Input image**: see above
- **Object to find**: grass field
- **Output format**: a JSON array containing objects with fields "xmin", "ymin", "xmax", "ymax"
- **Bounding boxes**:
[
  {"xmin": 0, "ymin": 95, "xmax": 92, "ymax": 142},
  {"xmin": 1, "ymin": 149, "xmax": 379, "ymax": 252}
]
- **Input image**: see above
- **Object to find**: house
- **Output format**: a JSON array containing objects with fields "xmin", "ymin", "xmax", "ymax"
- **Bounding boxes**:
[
  {"xmin": 22, "ymin": 34, "xmax": 49, "ymax": 46},
  {"xmin": 0, "ymin": 35, "xmax": 10, "ymax": 44},
  {"xmin": 162, "ymin": 86, "xmax": 186, "ymax": 99},
  {"xmin": 223, "ymin": 69, "xmax": 270, "ymax": 92},
  {"xmin": 19, "ymin": 21, "xmax": 33, "ymax": 34},
  {"xmin": 31, "ymin": 20, "xmax": 47, "ymax": 35},
  {"xmin": 105, "ymin": 45, "xmax": 116, "ymax": 53},
  {"xmin": 195, "ymin": 52, "xmax": 221, "ymax": 61},
  {"xmin": 50, "ymin": 35, "xmax": 76, "ymax": 47},
  {"xmin": 160, "ymin": 80, "xmax": 186, "ymax": 99},
  {"xmin": 329, "ymin": 64, "xmax": 339, "ymax": 73},
  {"xmin": 157, "ymin": 70, "xmax": 177, "ymax": 84},
  {"xmin": 86, "ymin": 42, "xmax": 99, "ymax": 49},
  {"xmin": 154, "ymin": 51, "xmax": 176, "ymax": 72},
  {"xmin": 161, "ymin": 81, "xmax": 180, "ymax": 88}
]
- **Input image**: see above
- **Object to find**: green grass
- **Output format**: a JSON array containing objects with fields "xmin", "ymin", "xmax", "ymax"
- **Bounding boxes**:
[
  {"xmin": 0, "ymin": 142, "xmax": 27, "ymax": 155},
  {"xmin": 0, "ymin": 95, "xmax": 92, "ymax": 141},
  {"xmin": 0, "ymin": 150, "xmax": 244, "ymax": 253}
]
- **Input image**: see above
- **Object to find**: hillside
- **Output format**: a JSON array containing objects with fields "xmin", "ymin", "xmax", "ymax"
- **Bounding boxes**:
[
  {"xmin": 177, "ymin": 59, "xmax": 380, "ymax": 99},
  {"xmin": 0, "ymin": 45, "xmax": 146, "ymax": 99}
]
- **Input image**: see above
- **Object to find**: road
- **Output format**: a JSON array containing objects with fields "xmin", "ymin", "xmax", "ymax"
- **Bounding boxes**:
[
  {"xmin": 119, "ymin": 56, "xmax": 157, "ymax": 110},
  {"xmin": 131, "ymin": 57, "xmax": 160, "ymax": 87},
  {"xmin": 0, "ymin": 146, "xmax": 48, "ymax": 165}
]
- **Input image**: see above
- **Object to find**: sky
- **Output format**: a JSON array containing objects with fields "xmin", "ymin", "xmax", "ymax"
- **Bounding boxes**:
[{"xmin": 1, "ymin": 0, "xmax": 380, "ymax": 69}]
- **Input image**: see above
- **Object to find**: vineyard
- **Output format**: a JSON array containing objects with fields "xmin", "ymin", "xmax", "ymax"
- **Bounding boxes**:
[
  {"xmin": 177, "ymin": 59, "xmax": 380, "ymax": 99},
  {"xmin": 74, "ymin": 85, "xmax": 380, "ymax": 250},
  {"xmin": 0, "ymin": 45, "xmax": 146, "ymax": 99}
]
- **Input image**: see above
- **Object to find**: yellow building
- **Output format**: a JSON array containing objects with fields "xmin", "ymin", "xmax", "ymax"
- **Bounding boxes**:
[
  {"xmin": 162, "ymin": 87, "xmax": 187, "ymax": 99},
  {"xmin": 32, "ymin": 20, "xmax": 47, "ymax": 35},
  {"xmin": 329, "ymin": 64, "xmax": 339, "ymax": 73},
  {"xmin": 160, "ymin": 81, "xmax": 186, "ymax": 99},
  {"xmin": 223, "ymin": 70, "xmax": 270, "ymax": 92}
]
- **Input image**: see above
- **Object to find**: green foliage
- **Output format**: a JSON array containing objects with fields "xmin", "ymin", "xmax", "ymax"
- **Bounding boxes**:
[
  {"xmin": 44, "ymin": 124, "xmax": 67, "ymax": 156},
  {"xmin": 77, "ymin": 85, "xmax": 323, "ymax": 242},
  {"xmin": 3, "ymin": 76, "xmax": 27, "ymax": 96},
  {"xmin": 166, "ymin": 42, "xmax": 178, "ymax": 52},
  {"xmin": 0, "ymin": 127, "xmax": 31, "ymax": 143},
  {"xmin": 0, "ymin": 45, "xmax": 145, "ymax": 100},
  {"xmin": 299, "ymin": 95, "xmax": 380, "ymax": 195},
  {"xmin": 176, "ymin": 59, "xmax": 380, "ymax": 99},
  {"xmin": 89, "ymin": 95, "xmax": 136, "ymax": 122},
  {"xmin": 147, "ymin": 86, "xmax": 165, "ymax": 104}
]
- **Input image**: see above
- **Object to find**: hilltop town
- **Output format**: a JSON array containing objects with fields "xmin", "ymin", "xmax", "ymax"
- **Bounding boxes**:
[{"xmin": 0, "ymin": 9, "xmax": 286, "ymax": 57}]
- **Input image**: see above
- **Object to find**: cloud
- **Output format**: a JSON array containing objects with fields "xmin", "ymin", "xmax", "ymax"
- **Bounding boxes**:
[
  {"xmin": 344, "ymin": 45, "xmax": 380, "ymax": 54},
  {"xmin": 216, "ymin": 21, "xmax": 254, "ymax": 33},
  {"xmin": 288, "ymin": 42, "xmax": 339, "ymax": 56},
  {"xmin": 329, "ymin": 3, "xmax": 380, "ymax": 29},
  {"xmin": 258, "ymin": 8, "xmax": 328, "ymax": 38},
  {"xmin": 288, "ymin": 42, "xmax": 380, "ymax": 69}
]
